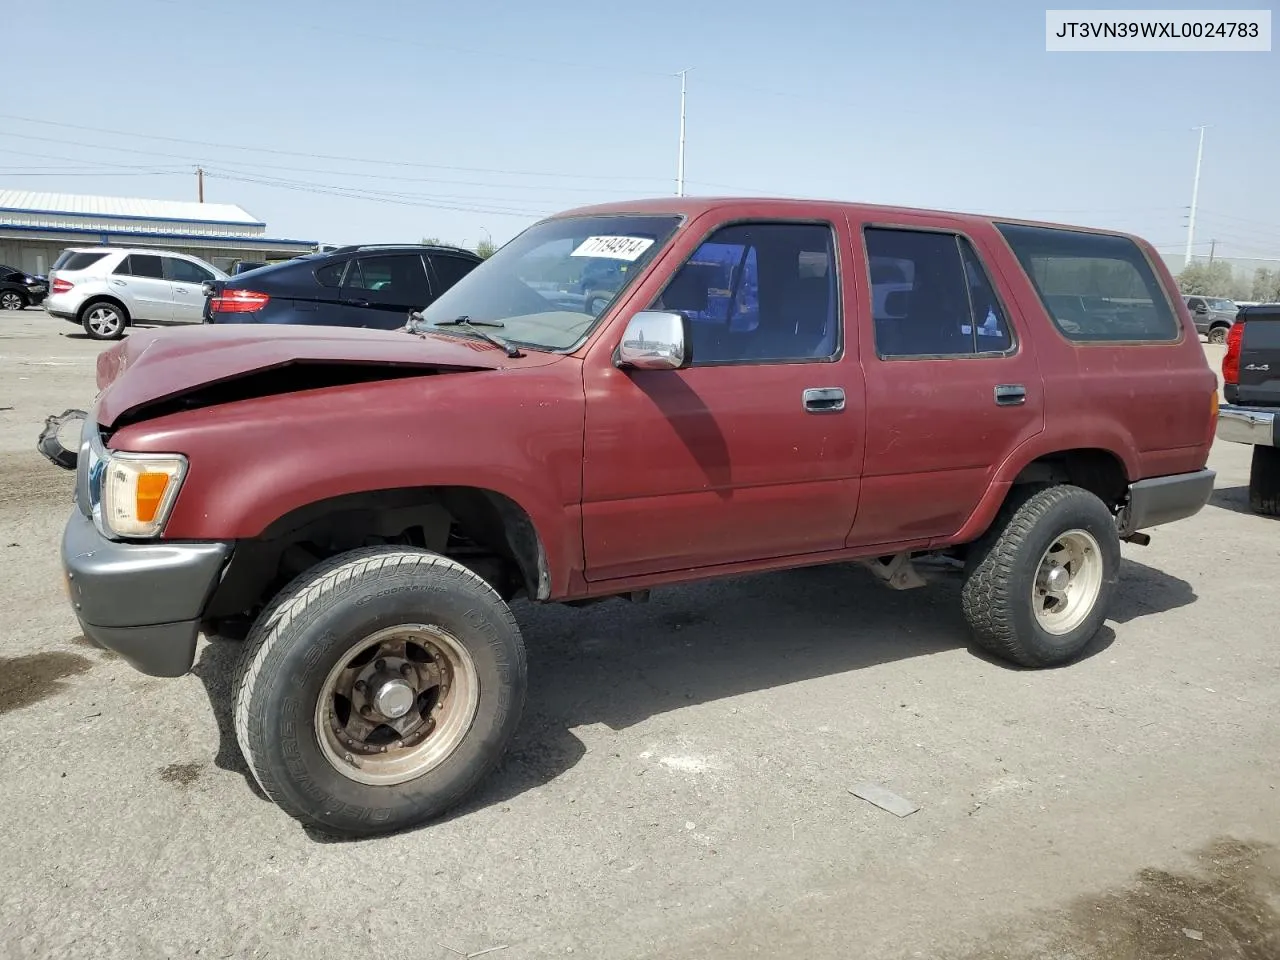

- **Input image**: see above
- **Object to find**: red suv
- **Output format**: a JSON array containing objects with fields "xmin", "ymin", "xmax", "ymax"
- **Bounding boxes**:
[{"xmin": 61, "ymin": 198, "xmax": 1218, "ymax": 836}]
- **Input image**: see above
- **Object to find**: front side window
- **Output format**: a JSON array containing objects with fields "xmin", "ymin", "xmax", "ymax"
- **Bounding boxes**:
[
  {"xmin": 429, "ymin": 254, "xmax": 479, "ymax": 291},
  {"xmin": 997, "ymin": 223, "xmax": 1179, "ymax": 342},
  {"xmin": 163, "ymin": 257, "xmax": 213, "ymax": 284},
  {"xmin": 865, "ymin": 228, "xmax": 1012, "ymax": 358},
  {"xmin": 418, "ymin": 215, "xmax": 681, "ymax": 351},
  {"xmin": 115, "ymin": 254, "xmax": 164, "ymax": 279},
  {"xmin": 651, "ymin": 222, "xmax": 838, "ymax": 364}
]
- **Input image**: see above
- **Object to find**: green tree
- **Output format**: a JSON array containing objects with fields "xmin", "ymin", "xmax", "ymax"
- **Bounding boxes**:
[
  {"xmin": 475, "ymin": 239, "xmax": 498, "ymax": 259},
  {"xmin": 421, "ymin": 236, "xmax": 443, "ymax": 246},
  {"xmin": 1252, "ymin": 268, "xmax": 1280, "ymax": 303},
  {"xmin": 1176, "ymin": 261, "xmax": 1235, "ymax": 296}
]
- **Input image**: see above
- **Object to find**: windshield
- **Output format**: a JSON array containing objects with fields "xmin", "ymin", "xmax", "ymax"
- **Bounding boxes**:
[
  {"xmin": 418, "ymin": 214, "xmax": 682, "ymax": 350},
  {"xmin": 1207, "ymin": 298, "xmax": 1236, "ymax": 311}
]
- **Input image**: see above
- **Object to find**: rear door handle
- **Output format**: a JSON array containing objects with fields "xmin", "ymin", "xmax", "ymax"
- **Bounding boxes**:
[
  {"xmin": 803, "ymin": 387, "xmax": 846, "ymax": 413},
  {"xmin": 344, "ymin": 298, "xmax": 370, "ymax": 308},
  {"xmin": 994, "ymin": 384, "xmax": 1026, "ymax": 406}
]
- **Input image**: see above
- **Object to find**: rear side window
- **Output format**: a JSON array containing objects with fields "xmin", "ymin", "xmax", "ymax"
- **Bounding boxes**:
[
  {"xmin": 114, "ymin": 254, "xmax": 164, "ymax": 279},
  {"xmin": 997, "ymin": 223, "xmax": 1179, "ymax": 342},
  {"xmin": 315, "ymin": 260, "xmax": 348, "ymax": 288},
  {"xmin": 342, "ymin": 254, "xmax": 430, "ymax": 304},
  {"xmin": 864, "ymin": 227, "xmax": 1012, "ymax": 358},
  {"xmin": 429, "ymin": 255, "xmax": 478, "ymax": 291},
  {"xmin": 55, "ymin": 252, "xmax": 109, "ymax": 272}
]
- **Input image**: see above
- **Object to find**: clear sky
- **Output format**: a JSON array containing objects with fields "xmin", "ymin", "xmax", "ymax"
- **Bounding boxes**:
[{"xmin": 3, "ymin": 0, "xmax": 1276, "ymax": 262}]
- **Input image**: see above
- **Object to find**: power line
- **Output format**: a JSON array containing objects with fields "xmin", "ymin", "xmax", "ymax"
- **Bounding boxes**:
[{"xmin": 0, "ymin": 115, "xmax": 670, "ymax": 183}]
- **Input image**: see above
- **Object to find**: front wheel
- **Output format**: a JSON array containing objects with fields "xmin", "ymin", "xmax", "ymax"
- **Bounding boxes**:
[
  {"xmin": 0, "ymin": 290, "xmax": 26, "ymax": 310},
  {"xmin": 962, "ymin": 485, "xmax": 1120, "ymax": 668},
  {"xmin": 1208, "ymin": 324, "xmax": 1229, "ymax": 345},
  {"xmin": 233, "ymin": 547, "xmax": 527, "ymax": 836}
]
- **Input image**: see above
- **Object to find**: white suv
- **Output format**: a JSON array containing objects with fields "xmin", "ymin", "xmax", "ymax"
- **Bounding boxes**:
[{"xmin": 45, "ymin": 247, "xmax": 229, "ymax": 340}]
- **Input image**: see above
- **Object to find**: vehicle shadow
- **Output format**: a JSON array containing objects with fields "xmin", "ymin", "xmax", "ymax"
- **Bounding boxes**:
[
  {"xmin": 188, "ymin": 555, "xmax": 1197, "ymax": 838},
  {"xmin": 1206, "ymin": 484, "xmax": 1275, "ymax": 520},
  {"xmin": 190, "ymin": 640, "xmax": 268, "ymax": 802}
]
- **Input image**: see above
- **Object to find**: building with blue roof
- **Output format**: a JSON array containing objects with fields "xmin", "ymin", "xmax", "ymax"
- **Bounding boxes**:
[{"xmin": 0, "ymin": 189, "xmax": 316, "ymax": 275}]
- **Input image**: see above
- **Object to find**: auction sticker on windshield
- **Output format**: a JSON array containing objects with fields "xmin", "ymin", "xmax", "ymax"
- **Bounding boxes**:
[{"xmin": 570, "ymin": 236, "xmax": 655, "ymax": 261}]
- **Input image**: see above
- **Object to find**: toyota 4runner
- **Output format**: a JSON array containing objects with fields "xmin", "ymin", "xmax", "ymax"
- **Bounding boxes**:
[{"xmin": 61, "ymin": 198, "xmax": 1219, "ymax": 836}]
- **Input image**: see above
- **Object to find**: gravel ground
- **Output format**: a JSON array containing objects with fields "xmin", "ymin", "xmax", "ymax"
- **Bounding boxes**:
[{"xmin": 1, "ymin": 310, "xmax": 1277, "ymax": 960}]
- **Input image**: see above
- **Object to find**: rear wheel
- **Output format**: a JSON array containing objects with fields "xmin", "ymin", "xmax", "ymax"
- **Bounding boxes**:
[
  {"xmin": 1208, "ymin": 324, "xmax": 1229, "ymax": 345},
  {"xmin": 0, "ymin": 290, "xmax": 26, "ymax": 310},
  {"xmin": 962, "ymin": 485, "xmax": 1120, "ymax": 668},
  {"xmin": 81, "ymin": 301, "xmax": 126, "ymax": 340},
  {"xmin": 233, "ymin": 546, "xmax": 527, "ymax": 837},
  {"xmin": 1249, "ymin": 445, "xmax": 1280, "ymax": 517}
]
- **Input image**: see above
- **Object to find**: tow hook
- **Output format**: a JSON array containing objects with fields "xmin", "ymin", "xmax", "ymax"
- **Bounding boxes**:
[{"xmin": 36, "ymin": 408, "xmax": 86, "ymax": 470}]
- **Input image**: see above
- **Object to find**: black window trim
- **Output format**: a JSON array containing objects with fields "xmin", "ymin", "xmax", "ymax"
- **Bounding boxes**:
[
  {"xmin": 861, "ymin": 221, "xmax": 1020, "ymax": 362},
  {"xmin": 648, "ymin": 216, "xmax": 845, "ymax": 368},
  {"xmin": 993, "ymin": 220, "xmax": 1184, "ymax": 348}
]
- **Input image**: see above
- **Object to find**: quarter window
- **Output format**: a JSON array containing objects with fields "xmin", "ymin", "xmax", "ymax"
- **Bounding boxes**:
[
  {"xmin": 651, "ymin": 222, "xmax": 838, "ymax": 364},
  {"xmin": 997, "ymin": 223, "xmax": 1179, "ymax": 342},
  {"xmin": 864, "ymin": 228, "xmax": 1012, "ymax": 358},
  {"xmin": 315, "ymin": 260, "xmax": 348, "ymax": 288}
]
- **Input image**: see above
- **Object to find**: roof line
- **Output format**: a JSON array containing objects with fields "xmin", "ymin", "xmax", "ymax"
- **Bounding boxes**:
[
  {"xmin": 0, "ymin": 205, "xmax": 265, "ymax": 228},
  {"xmin": 0, "ymin": 222, "xmax": 314, "ymax": 247}
]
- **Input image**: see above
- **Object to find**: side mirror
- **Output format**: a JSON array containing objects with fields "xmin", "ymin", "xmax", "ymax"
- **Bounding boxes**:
[{"xmin": 615, "ymin": 310, "xmax": 692, "ymax": 370}]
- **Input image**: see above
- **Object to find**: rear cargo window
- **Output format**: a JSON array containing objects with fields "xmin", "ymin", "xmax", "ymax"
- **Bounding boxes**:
[
  {"xmin": 54, "ymin": 252, "xmax": 109, "ymax": 272},
  {"xmin": 997, "ymin": 223, "xmax": 1179, "ymax": 342}
]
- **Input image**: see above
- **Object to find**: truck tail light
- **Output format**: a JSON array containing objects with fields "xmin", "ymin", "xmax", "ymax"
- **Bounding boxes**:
[
  {"xmin": 209, "ymin": 289, "xmax": 270, "ymax": 314},
  {"xmin": 1222, "ymin": 321, "xmax": 1245, "ymax": 385},
  {"xmin": 52, "ymin": 278, "xmax": 74, "ymax": 294}
]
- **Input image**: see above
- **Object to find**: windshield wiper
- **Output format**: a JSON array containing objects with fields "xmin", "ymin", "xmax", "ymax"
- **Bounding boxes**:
[{"xmin": 407, "ymin": 312, "xmax": 523, "ymax": 358}]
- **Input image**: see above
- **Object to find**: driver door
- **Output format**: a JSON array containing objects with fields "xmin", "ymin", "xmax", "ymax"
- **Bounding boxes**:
[{"xmin": 579, "ymin": 217, "xmax": 864, "ymax": 582}]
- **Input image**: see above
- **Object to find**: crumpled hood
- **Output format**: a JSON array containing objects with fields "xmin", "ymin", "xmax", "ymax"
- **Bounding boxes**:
[{"xmin": 93, "ymin": 323, "xmax": 529, "ymax": 427}]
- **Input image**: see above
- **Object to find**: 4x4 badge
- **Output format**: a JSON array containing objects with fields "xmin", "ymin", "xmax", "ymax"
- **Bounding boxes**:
[{"xmin": 1244, "ymin": 363, "xmax": 1271, "ymax": 372}]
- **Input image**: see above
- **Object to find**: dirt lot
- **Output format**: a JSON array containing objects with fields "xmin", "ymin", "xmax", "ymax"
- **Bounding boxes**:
[{"xmin": 1, "ymin": 310, "xmax": 1277, "ymax": 959}]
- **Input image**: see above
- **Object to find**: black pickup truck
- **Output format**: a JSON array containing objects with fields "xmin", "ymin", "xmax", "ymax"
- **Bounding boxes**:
[{"xmin": 1219, "ymin": 304, "xmax": 1280, "ymax": 515}]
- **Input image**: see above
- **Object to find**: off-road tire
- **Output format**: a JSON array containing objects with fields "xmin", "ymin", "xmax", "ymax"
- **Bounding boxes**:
[
  {"xmin": 0, "ymin": 290, "xmax": 26, "ymax": 310},
  {"xmin": 961, "ymin": 484, "xmax": 1120, "ymax": 668},
  {"xmin": 1249, "ymin": 445, "xmax": 1280, "ymax": 517},
  {"xmin": 80, "ymin": 300, "xmax": 127, "ymax": 340},
  {"xmin": 232, "ymin": 546, "xmax": 527, "ymax": 837},
  {"xmin": 1208, "ymin": 324, "xmax": 1230, "ymax": 345}
]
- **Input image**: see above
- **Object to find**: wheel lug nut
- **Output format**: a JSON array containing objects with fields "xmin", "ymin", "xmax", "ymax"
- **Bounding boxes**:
[
  {"xmin": 375, "ymin": 659, "xmax": 386, "ymax": 672},
  {"xmin": 360, "ymin": 705, "xmax": 373, "ymax": 717},
  {"xmin": 400, "ymin": 663, "xmax": 413, "ymax": 677},
  {"xmin": 354, "ymin": 680, "xmax": 366, "ymax": 692}
]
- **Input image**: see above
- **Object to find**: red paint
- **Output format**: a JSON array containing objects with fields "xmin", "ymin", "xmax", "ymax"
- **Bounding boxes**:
[{"xmin": 101, "ymin": 198, "xmax": 1218, "ymax": 602}]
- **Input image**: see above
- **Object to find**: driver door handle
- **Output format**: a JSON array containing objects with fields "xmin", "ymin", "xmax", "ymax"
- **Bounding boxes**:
[{"xmin": 803, "ymin": 387, "xmax": 846, "ymax": 413}]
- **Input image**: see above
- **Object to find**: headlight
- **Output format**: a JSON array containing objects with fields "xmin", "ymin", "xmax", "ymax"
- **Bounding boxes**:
[{"xmin": 98, "ymin": 452, "xmax": 188, "ymax": 538}]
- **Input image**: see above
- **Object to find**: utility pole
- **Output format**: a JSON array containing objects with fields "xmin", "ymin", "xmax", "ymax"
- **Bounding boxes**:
[
  {"xmin": 675, "ymin": 68, "xmax": 692, "ymax": 197},
  {"xmin": 1209, "ymin": 239, "xmax": 1217, "ymax": 264},
  {"xmin": 1184, "ymin": 125, "xmax": 1207, "ymax": 267},
  {"xmin": 197, "ymin": 165, "xmax": 205, "ymax": 203}
]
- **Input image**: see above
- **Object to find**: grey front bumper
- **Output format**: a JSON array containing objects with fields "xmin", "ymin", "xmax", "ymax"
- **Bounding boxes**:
[
  {"xmin": 61, "ymin": 510, "xmax": 231, "ymax": 677},
  {"xmin": 1118, "ymin": 468, "xmax": 1216, "ymax": 536},
  {"xmin": 1218, "ymin": 404, "xmax": 1278, "ymax": 447}
]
